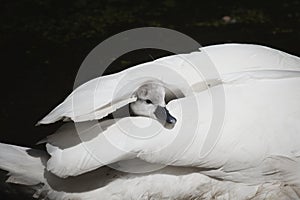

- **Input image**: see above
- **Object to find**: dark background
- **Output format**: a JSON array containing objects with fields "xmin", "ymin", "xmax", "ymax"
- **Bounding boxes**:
[{"xmin": 0, "ymin": 0, "xmax": 299, "ymax": 199}]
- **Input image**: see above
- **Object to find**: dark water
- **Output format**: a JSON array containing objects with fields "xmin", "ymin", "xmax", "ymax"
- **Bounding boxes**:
[{"xmin": 0, "ymin": 0, "xmax": 299, "ymax": 199}]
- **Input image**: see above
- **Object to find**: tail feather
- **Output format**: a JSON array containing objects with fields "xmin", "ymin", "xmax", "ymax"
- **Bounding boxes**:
[{"xmin": 0, "ymin": 143, "xmax": 48, "ymax": 186}]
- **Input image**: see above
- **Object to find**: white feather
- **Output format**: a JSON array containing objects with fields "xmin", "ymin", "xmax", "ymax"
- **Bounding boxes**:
[
  {"xmin": 1, "ymin": 143, "xmax": 299, "ymax": 199},
  {"xmin": 37, "ymin": 44, "xmax": 300, "ymax": 125},
  {"xmin": 41, "ymin": 76, "xmax": 300, "ymax": 181},
  {"xmin": 1, "ymin": 44, "xmax": 300, "ymax": 199}
]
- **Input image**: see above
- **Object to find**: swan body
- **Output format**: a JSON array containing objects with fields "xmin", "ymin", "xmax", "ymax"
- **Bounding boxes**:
[{"xmin": 1, "ymin": 44, "xmax": 300, "ymax": 199}]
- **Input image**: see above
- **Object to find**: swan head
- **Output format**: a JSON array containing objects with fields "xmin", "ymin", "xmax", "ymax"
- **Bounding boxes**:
[{"xmin": 130, "ymin": 83, "xmax": 177, "ymax": 125}]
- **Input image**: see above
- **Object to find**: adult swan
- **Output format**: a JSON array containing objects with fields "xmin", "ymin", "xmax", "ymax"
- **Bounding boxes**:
[{"xmin": 0, "ymin": 44, "xmax": 300, "ymax": 200}]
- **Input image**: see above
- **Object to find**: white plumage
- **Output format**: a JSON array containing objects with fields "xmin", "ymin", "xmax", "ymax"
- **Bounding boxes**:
[{"xmin": 1, "ymin": 44, "xmax": 300, "ymax": 199}]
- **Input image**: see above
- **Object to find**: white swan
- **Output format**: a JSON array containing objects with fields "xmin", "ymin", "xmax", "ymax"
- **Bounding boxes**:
[{"xmin": 1, "ymin": 44, "xmax": 300, "ymax": 200}]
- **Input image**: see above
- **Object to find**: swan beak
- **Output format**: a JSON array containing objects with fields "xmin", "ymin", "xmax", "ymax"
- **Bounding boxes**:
[{"xmin": 155, "ymin": 106, "xmax": 177, "ymax": 124}]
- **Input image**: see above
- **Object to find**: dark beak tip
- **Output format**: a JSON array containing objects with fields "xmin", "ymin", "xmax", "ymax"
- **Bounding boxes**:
[{"xmin": 167, "ymin": 116, "xmax": 177, "ymax": 124}]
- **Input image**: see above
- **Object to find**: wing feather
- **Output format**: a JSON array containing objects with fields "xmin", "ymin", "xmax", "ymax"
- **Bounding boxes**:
[{"xmin": 38, "ymin": 44, "xmax": 300, "ymax": 125}]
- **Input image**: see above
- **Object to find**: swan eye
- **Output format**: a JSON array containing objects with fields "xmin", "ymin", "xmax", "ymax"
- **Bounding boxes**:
[{"xmin": 145, "ymin": 99, "xmax": 152, "ymax": 104}]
